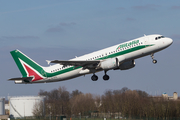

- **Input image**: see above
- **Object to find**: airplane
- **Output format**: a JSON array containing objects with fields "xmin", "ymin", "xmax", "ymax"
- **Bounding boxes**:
[{"xmin": 8, "ymin": 34, "xmax": 173, "ymax": 84}]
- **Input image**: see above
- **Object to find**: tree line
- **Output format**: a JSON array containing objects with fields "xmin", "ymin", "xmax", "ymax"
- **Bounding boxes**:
[{"xmin": 33, "ymin": 86, "xmax": 180, "ymax": 119}]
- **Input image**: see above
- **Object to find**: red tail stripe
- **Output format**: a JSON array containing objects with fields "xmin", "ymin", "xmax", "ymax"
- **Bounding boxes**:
[{"xmin": 24, "ymin": 64, "xmax": 43, "ymax": 82}]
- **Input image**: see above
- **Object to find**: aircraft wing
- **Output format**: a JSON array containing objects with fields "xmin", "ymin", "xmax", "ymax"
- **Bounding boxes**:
[{"xmin": 50, "ymin": 60, "xmax": 101, "ymax": 68}]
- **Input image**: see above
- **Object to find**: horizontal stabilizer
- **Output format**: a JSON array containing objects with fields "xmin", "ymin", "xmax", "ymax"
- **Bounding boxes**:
[{"xmin": 8, "ymin": 77, "xmax": 33, "ymax": 81}]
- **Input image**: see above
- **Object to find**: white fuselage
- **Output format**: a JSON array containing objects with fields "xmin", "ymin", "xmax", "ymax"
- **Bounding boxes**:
[{"xmin": 32, "ymin": 34, "xmax": 173, "ymax": 83}]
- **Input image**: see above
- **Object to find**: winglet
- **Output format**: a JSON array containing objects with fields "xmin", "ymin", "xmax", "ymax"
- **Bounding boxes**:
[{"xmin": 46, "ymin": 60, "xmax": 51, "ymax": 65}]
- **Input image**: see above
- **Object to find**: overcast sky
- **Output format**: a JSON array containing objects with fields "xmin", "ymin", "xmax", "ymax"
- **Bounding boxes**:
[{"xmin": 1, "ymin": 0, "xmax": 180, "ymax": 98}]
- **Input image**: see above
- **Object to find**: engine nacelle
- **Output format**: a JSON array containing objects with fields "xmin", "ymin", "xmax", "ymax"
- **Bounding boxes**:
[
  {"xmin": 119, "ymin": 60, "xmax": 135, "ymax": 70},
  {"xmin": 100, "ymin": 58, "xmax": 118, "ymax": 70}
]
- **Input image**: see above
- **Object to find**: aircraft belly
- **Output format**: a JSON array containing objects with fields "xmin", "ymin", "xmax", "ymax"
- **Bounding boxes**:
[
  {"xmin": 124, "ymin": 45, "xmax": 157, "ymax": 61},
  {"xmin": 56, "ymin": 68, "xmax": 82, "ymax": 81}
]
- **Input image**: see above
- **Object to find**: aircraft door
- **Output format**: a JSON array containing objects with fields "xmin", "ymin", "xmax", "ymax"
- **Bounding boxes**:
[{"xmin": 144, "ymin": 36, "xmax": 149, "ymax": 47}]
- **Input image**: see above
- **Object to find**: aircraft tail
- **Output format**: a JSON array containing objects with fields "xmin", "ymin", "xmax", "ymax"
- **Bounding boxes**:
[{"xmin": 10, "ymin": 50, "xmax": 45, "ymax": 82}]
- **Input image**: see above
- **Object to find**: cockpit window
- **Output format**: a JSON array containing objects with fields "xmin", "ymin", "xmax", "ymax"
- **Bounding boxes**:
[{"xmin": 155, "ymin": 36, "xmax": 165, "ymax": 40}]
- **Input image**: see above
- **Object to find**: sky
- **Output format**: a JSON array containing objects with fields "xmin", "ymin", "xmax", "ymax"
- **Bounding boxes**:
[{"xmin": 1, "ymin": 0, "xmax": 180, "ymax": 98}]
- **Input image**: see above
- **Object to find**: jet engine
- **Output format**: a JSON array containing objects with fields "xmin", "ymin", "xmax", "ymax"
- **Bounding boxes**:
[
  {"xmin": 100, "ymin": 58, "xmax": 118, "ymax": 70},
  {"xmin": 119, "ymin": 60, "xmax": 135, "ymax": 70}
]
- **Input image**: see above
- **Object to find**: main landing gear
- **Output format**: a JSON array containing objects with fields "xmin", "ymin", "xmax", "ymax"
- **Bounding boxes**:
[
  {"xmin": 103, "ymin": 71, "xmax": 109, "ymax": 81},
  {"xmin": 91, "ymin": 71, "xmax": 110, "ymax": 81},
  {"xmin": 151, "ymin": 53, "xmax": 157, "ymax": 64},
  {"xmin": 91, "ymin": 74, "xmax": 98, "ymax": 81}
]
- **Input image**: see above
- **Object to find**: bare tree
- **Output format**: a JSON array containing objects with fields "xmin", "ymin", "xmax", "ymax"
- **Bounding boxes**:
[
  {"xmin": 32, "ymin": 101, "xmax": 44, "ymax": 117},
  {"xmin": 70, "ymin": 93, "xmax": 96, "ymax": 116},
  {"xmin": 71, "ymin": 89, "xmax": 82, "ymax": 98},
  {"xmin": 34, "ymin": 86, "xmax": 180, "ymax": 119}
]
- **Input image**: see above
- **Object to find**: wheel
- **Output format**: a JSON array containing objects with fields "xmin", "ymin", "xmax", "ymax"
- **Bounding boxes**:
[
  {"xmin": 103, "ymin": 75, "xmax": 109, "ymax": 81},
  {"xmin": 153, "ymin": 59, "xmax": 157, "ymax": 64},
  {"xmin": 91, "ymin": 75, "xmax": 98, "ymax": 81}
]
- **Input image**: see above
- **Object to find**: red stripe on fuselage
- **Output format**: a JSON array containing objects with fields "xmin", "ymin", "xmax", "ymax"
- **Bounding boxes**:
[{"xmin": 24, "ymin": 64, "xmax": 43, "ymax": 82}]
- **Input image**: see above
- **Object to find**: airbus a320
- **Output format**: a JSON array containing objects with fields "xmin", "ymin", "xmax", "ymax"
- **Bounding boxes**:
[{"xmin": 9, "ymin": 34, "xmax": 173, "ymax": 84}]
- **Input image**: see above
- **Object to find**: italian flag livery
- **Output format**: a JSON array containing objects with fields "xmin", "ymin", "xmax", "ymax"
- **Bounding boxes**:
[
  {"xmin": 10, "ymin": 50, "xmax": 45, "ymax": 82},
  {"xmin": 9, "ymin": 34, "xmax": 173, "ymax": 84}
]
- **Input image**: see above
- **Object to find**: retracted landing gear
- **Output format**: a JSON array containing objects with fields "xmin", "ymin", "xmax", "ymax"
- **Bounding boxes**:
[
  {"xmin": 91, "ymin": 74, "xmax": 98, "ymax": 81},
  {"xmin": 103, "ymin": 71, "xmax": 109, "ymax": 81},
  {"xmin": 151, "ymin": 53, "xmax": 157, "ymax": 64}
]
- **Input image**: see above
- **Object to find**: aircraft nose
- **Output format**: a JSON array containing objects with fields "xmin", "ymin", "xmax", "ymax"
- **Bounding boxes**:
[{"xmin": 167, "ymin": 38, "xmax": 173, "ymax": 46}]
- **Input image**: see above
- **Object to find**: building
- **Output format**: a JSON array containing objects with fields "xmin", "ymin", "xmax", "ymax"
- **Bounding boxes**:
[
  {"xmin": 162, "ymin": 92, "xmax": 178, "ymax": 100},
  {"xmin": 8, "ymin": 96, "xmax": 45, "ymax": 118}
]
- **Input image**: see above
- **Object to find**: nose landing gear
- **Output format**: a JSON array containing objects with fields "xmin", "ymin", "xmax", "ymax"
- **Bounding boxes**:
[{"xmin": 151, "ymin": 53, "xmax": 157, "ymax": 64}]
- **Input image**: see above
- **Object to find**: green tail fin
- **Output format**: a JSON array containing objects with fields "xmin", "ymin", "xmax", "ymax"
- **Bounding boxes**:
[{"xmin": 10, "ymin": 50, "xmax": 44, "ymax": 79}]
